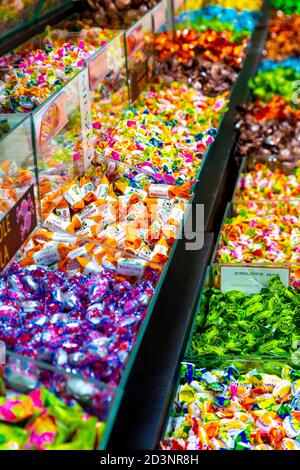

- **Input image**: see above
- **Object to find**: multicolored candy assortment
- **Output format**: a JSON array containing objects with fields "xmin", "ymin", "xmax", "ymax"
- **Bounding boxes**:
[
  {"xmin": 162, "ymin": 361, "xmax": 300, "ymax": 450},
  {"xmin": 0, "ymin": 357, "xmax": 110, "ymax": 450}
]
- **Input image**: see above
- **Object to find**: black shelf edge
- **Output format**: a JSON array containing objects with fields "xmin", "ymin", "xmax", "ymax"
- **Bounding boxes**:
[{"xmin": 108, "ymin": 232, "xmax": 215, "ymax": 450}]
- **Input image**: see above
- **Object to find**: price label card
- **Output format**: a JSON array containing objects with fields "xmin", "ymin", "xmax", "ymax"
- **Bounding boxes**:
[
  {"xmin": 34, "ymin": 91, "xmax": 68, "ymax": 152},
  {"xmin": 88, "ymin": 49, "xmax": 109, "ymax": 91},
  {"xmin": 220, "ymin": 266, "xmax": 290, "ymax": 294}
]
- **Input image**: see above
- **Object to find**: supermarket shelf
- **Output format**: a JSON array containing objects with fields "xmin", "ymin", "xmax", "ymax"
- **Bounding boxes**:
[{"xmin": 107, "ymin": 0, "xmax": 271, "ymax": 451}]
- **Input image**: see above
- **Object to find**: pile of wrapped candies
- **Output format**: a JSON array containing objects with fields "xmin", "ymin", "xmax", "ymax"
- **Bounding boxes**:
[
  {"xmin": 175, "ymin": 5, "xmax": 259, "ymax": 38},
  {"xmin": 161, "ymin": 361, "xmax": 300, "ymax": 450},
  {"xmin": 188, "ymin": 275, "xmax": 300, "ymax": 357},
  {"xmin": 270, "ymin": 0, "xmax": 300, "ymax": 15},
  {"xmin": 153, "ymin": 4, "xmax": 256, "ymax": 96},
  {"xmin": 0, "ymin": 357, "xmax": 110, "ymax": 450},
  {"xmin": 2, "ymin": 240, "xmax": 160, "ymax": 385},
  {"xmin": 264, "ymin": 11, "xmax": 300, "ymax": 60},
  {"xmin": 154, "ymin": 29, "xmax": 248, "ymax": 70},
  {"xmin": 207, "ymin": 0, "xmax": 263, "ymax": 10},
  {"xmin": 0, "ymin": 0, "xmax": 38, "ymax": 35}
]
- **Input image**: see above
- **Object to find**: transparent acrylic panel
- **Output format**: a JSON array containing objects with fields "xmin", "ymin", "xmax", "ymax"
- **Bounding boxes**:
[
  {"xmin": 151, "ymin": 0, "xmax": 172, "ymax": 34},
  {"xmin": 42, "ymin": 155, "xmax": 192, "ymax": 265},
  {"xmin": 31, "ymin": 68, "xmax": 94, "ymax": 221},
  {"xmin": 126, "ymin": 11, "xmax": 154, "ymax": 104},
  {"xmin": 184, "ymin": 263, "xmax": 299, "ymax": 361},
  {"xmin": 0, "ymin": 353, "xmax": 119, "ymax": 450},
  {"xmin": 37, "ymin": 0, "xmax": 74, "ymax": 18},
  {"xmin": 233, "ymin": 156, "xmax": 300, "ymax": 202},
  {"xmin": 87, "ymin": 32, "xmax": 130, "ymax": 139},
  {"xmin": 212, "ymin": 200, "xmax": 300, "ymax": 289},
  {"xmin": 161, "ymin": 356, "xmax": 300, "ymax": 450},
  {"xmin": 5, "ymin": 227, "xmax": 163, "ymax": 389},
  {"xmin": 0, "ymin": 114, "xmax": 39, "ymax": 220}
]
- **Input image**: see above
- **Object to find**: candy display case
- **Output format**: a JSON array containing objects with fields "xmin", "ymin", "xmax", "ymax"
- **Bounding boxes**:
[
  {"xmin": 233, "ymin": 157, "xmax": 300, "ymax": 201},
  {"xmin": 7, "ymin": 226, "xmax": 165, "ymax": 390},
  {"xmin": 30, "ymin": 67, "xmax": 94, "ymax": 220},
  {"xmin": 1, "ymin": 352, "xmax": 121, "ymax": 450},
  {"xmin": 43, "ymin": 155, "xmax": 194, "ymax": 265},
  {"xmin": 211, "ymin": 200, "xmax": 300, "ymax": 288},
  {"xmin": 160, "ymin": 356, "xmax": 300, "ymax": 450},
  {"xmin": 183, "ymin": 265, "xmax": 299, "ymax": 361}
]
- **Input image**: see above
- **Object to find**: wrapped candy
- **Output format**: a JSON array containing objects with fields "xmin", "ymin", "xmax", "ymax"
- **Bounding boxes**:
[
  {"xmin": 161, "ymin": 361, "xmax": 300, "ymax": 450},
  {"xmin": 153, "ymin": 30, "xmax": 247, "ymax": 70},
  {"xmin": 215, "ymin": 201, "xmax": 300, "ymax": 288},
  {"xmin": 1, "ymin": 234, "xmax": 160, "ymax": 385},
  {"xmin": 187, "ymin": 275, "xmax": 299, "ymax": 358},
  {"xmin": 0, "ymin": 357, "xmax": 108, "ymax": 450}
]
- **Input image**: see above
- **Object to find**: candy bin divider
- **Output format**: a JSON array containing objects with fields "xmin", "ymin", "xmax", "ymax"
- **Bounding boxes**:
[
  {"xmin": 3, "ymin": 351, "xmax": 122, "ymax": 450},
  {"xmin": 29, "ymin": 66, "xmax": 94, "ymax": 221},
  {"xmin": 125, "ymin": 10, "xmax": 154, "ymax": 105},
  {"xmin": 159, "ymin": 354, "xmax": 298, "ymax": 447},
  {"xmin": 150, "ymin": 0, "xmax": 173, "ymax": 34}
]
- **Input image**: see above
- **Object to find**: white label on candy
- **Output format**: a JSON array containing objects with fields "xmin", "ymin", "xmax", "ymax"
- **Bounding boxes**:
[
  {"xmin": 68, "ymin": 246, "xmax": 88, "ymax": 260},
  {"xmin": 220, "ymin": 266, "xmax": 290, "ymax": 294},
  {"xmin": 149, "ymin": 184, "xmax": 170, "ymax": 198},
  {"xmin": 117, "ymin": 258, "xmax": 145, "ymax": 277}
]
